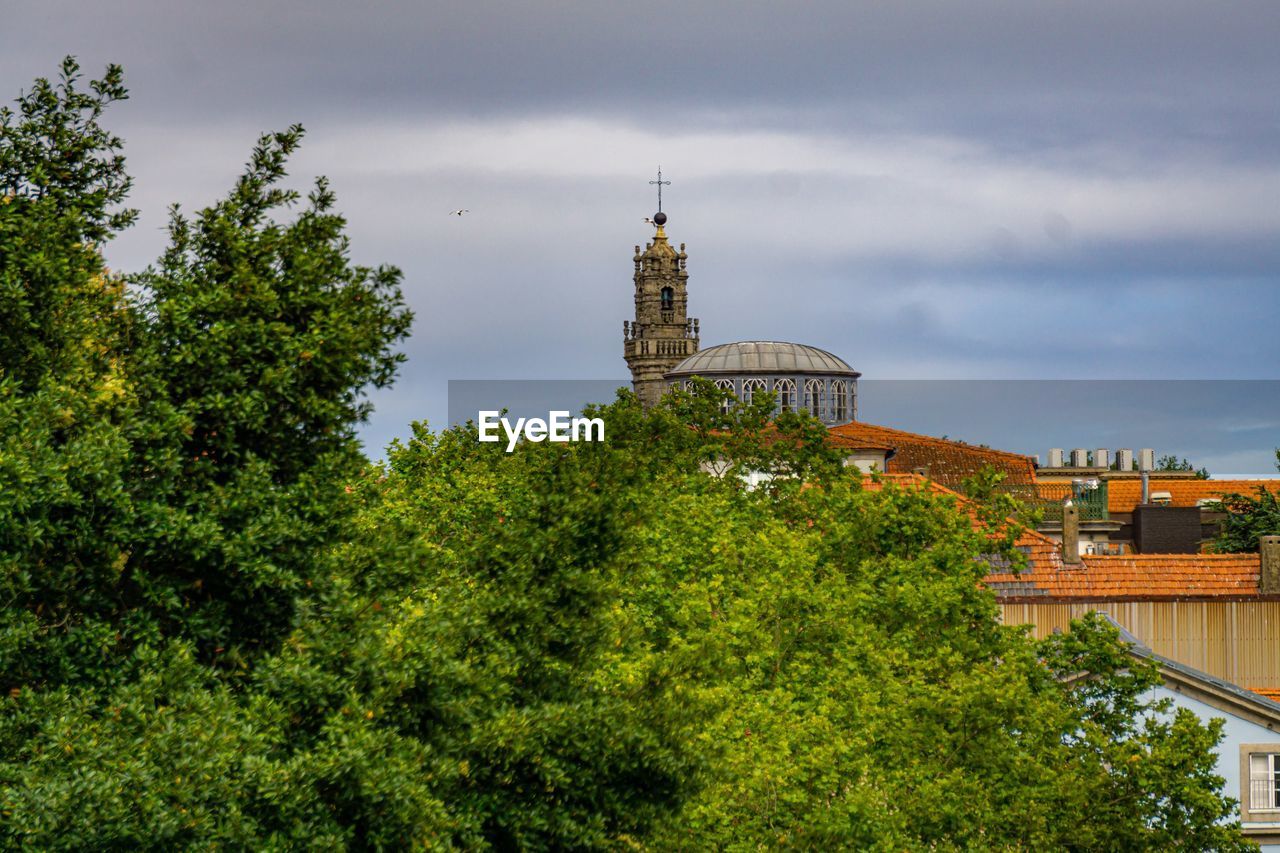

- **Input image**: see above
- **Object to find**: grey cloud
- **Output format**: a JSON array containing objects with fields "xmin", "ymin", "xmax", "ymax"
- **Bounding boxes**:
[
  {"xmin": 4, "ymin": 2, "xmax": 1279, "ymax": 135},
  {"xmin": 3, "ymin": 1, "xmax": 1278, "ymax": 466}
]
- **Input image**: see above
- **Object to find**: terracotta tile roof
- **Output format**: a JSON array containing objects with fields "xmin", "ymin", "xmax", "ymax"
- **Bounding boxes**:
[
  {"xmin": 830, "ymin": 422, "xmax": 1037, "ymax": 489},
  {"xmin": 859, "ymin": 472, "xmax": 1065, "ymax": 571},
  {"xmin": 985, "ymin": 553, "xmax": 1265, "ymax": 602},
  {"xmin": 1252, "ymin": 688, "xmax": 1280, "ymax": 702},
  {"xmin": 711, "ymin": 424, "xmax": 895, "ymax": 452},
  {"xmin": 1107, "ymin": 479, "xmax": 1280, "ymax": 513},
  {"xmin": 825, "ymin": 433, "xmax": 897, "ymax": 453},
  {"xmin": 857, "ymin": 472, "xmax": 1270, "ymax": 603},
  {"xmin": 1034, "ymin": 482, "xmax": 1076, "ymax": 502}
]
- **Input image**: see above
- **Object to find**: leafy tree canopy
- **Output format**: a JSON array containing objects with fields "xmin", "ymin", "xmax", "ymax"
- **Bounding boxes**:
[
  {"xmin": 0, "ymin": 59, "xmax": 1253, "ymax": 850},
  {"xmin": 1153, "ymin": 453, "xmax": 1210, "ymax": 479},
  {"xmin": 1214, "ymin": 449, "xmax": 1280, "ymax": 553}
]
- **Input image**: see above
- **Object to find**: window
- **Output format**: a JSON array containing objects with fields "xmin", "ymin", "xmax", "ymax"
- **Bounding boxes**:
[
  {"xmin": 741, "ymin": 378, "xmax": 765, "ymax": 406},
  {"xmin": 1251, "ymin": 753, "xmax": 1280, "ymax": 811},
  {"xmin": 804, "ymin": 379, "xmax": 823, "ymax": 418},
  {"xmin": 714, "ymin": 379, "xmax": 735, "ymax": 414},
  {"xmin": 831, "ymin": 380, "xmax": 848, "ymax": 422},
  {"xmin": 660, "ymin": 287, "xmax": 674, "ymax": 311},
  {"xmin": 774, "ymin": 378, "xmax": 796, "ymax": 412}
]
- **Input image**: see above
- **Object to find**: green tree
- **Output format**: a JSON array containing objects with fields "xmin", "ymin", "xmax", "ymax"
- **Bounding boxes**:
[
  {"xmin": 1, "ymin": 58, "xmax": 142, "ymax": 689},
  {"xmin": 0, "ymin": 59, "xmax": 1253, "ymax": 851},
  {"xmin": 1, "ymin": 59, "xmax": 412, "ymax": 694},
  {"xmin": 1153, "ymin": 453, "xmax": 1210, "ymax": 479},
  {"xmin": 1214, "ymin": 449, "xmax": 1280, "ymax": 552}
]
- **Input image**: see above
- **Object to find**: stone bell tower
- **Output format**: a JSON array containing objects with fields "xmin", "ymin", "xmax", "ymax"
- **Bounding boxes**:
[{"xmin": 623, "ymin": 210, "xmax": 699, "ymax": 408}]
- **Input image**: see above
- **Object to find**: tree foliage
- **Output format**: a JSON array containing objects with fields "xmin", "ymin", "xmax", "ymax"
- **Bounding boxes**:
[
  {"xmin": 1153, "ymin": 454, "xmax": 1210, "ymax": 480},
  {"xmin": 1213, "ymin": 449, "xmax": 1280, "ymax": 553},
  {"xmin": 0, "ymin": 61, "xmax": 411, "ymax": 692},
  {"xmin": 0, "ymin": 59, "xmax": 1254, "ymax": 850}
]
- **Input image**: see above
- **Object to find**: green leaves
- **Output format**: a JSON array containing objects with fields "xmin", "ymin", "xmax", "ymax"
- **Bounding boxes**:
[
  {"xmin": 1, "ymin": 63, "xmax": 411, "ymax": 686},
  {"xmin": 0, "ymin": 56, "xmax": 136, "ymax": 243},
  {"xmin": 0, "ymin": 58, "xmax": 1251, "ymax": 851},
  {"xmin": 1213, "ymin": 451, "xmax": 1280, "ymax": 552}
]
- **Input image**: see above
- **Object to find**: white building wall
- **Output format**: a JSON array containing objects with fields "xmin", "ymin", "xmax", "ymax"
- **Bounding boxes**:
[{"xmin": 1151, "ymin": 684, "xmax": 1280, "ymax": 850}]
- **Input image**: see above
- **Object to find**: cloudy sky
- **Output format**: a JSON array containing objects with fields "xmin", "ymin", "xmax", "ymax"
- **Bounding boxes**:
[{"xmin": 5, "ymin": 1, "xmax": 1279, "ymax": 472}]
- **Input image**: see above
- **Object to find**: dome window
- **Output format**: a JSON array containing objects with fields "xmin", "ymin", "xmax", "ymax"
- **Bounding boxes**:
[
  {"xmin": 742, "ymin": 378, "xmax": 766, "ymax": 406},
  {"xmin": 775, "ymin": 378, "xmax": 796, "ymax": 412},
  {"xmin": 804, "ymin": 379, "xmax": 823, "ymax": 419},
  {"xmin": 714, "ymin": 378, "xmax": 735, "ymax": 414},
  {"xmin": 831, "ymin": 380, "xmax": 848, "ymax": 422}
]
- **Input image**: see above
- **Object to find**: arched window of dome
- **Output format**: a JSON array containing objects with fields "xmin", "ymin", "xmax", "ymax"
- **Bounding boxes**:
[
  {"xmin": 774, "ymin": 378, "xmax": 796, "ymax": 412},
  {"xmin": 741, "ymin": 378, "xmax": 765, "ymax": 406},
  {"xmin": 714, "ymin": 379, "xmax": 735, "ymax": 414},
  {"xmin": 804, "ymin": 379, "xmax": 823, "ymax": 418},
  {"xmin": 831, "ymin": 380, "xmax": 848, "ymax": 422},
  {"xmin": 660, "ymin": 286, "xmax": 674, "ymax": 311}
]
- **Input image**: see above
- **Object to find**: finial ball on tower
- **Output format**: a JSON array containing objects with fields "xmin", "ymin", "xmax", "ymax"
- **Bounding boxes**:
[{"xmin": 653, "ymin": 211, "xmax": 667, "ymax": 226}]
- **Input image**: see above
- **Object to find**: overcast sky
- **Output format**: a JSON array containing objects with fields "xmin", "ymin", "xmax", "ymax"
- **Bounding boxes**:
[{"xmin": 4, "ymin": 1, "xmax": 1279, "ymax": 473}]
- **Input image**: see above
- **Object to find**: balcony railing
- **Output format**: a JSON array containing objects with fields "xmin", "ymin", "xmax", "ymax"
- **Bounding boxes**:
[{"xmin": 1029, "ymin": 482, "xmax": 1109, "ymax": 522}]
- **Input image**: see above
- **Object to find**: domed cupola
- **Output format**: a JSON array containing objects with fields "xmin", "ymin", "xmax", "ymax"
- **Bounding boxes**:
[{"xmin": 664, "ymin": 340, "xmax": 860, "ymax": 426}]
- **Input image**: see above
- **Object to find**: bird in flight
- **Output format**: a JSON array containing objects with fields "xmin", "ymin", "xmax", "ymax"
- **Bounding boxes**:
[
  {"xmin": 642, "ymin": 217, "xmax": 655, "ymax": 225},
  {"xmin": 450, "ymin": 209, "xmax": 469, "ymax": 216}
]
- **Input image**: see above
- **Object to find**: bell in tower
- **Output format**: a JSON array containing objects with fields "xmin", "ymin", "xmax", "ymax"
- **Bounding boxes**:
[{"xmin": 623, "ymin": 210, "xmax": 700, "ymax": 408}]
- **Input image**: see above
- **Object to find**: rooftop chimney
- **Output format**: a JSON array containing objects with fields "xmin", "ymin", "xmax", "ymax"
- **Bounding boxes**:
[
  {"xmin": 1116, "ymin": 449, "xmax": 1133, "ymax": 472},
  {"xmin": 1095, "ymin": 448, "xmax": 1109, "ymax": 469},
  {"xmin": 1071, "ymin": 448, "xmax": 1088, "ymax": 467},
  {"xmin": 1139, "ymin": 448, "xmax": 1155, "ymax": 472},
  {"xmin": 1262, "ymin": 535, "xmax": 1280, "ymax": 595},
  {"xmin": 1062, "ymin": 499, "xmax": 1082, "ymax": 564},
  {"xmin": 1048, "ymin": 448, "xmax": 1064, "ymax": 468},
  {"xmin": 1141, "ymin": 470, "xmax": 1150, "ymax": 504}
]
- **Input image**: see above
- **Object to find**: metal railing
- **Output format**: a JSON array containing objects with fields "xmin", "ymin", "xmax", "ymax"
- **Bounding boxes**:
[
  {"xmin": 1250, "ymin": 779, "xmax": 1280, "ymax": 811},
  {"xmin": 1031, "ymin": 481, "xmax": 1109, "ymax": 522}
]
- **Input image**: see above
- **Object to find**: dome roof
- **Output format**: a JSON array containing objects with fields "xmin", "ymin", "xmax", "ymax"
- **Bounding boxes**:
[{"xmin": 666, "ymin": 341, "xmax": 859, "ymax": 378}]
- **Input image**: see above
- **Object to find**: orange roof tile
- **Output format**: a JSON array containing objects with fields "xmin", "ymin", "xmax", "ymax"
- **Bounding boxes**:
[
  {"xmin": 1251, "ymin": 688, "xmax": 1280, "ymax": 702},
  {"xmin": 1034, "ymin": 482, "xmax": 1076, "ymax": 502},
  {"xmin": 857, "ymin": 472, "xmax": 1270, "ymax": 603},
  {"xmin": 831, "ymin": 422, "xmax": 1037, "ymax": 489},
  {"xmin": 1107, "ymin": 479, "xmax": 1280, "ymax": 513},
  {"xmin": 985, "ymin": 553, "xmax": 1265, "ymax": 602},
  {"xmin": 860, "ymin": 472, "xmax": 1064, "ymax": 561},
  {"xmin": 825, "ymin": 433, "xmax": 896, "ymax": 453}
]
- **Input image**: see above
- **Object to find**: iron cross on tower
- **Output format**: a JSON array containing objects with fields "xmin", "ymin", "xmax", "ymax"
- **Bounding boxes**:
[{"xmin": 649, "ymin": 167, "xmax": 671, "ymax": 212}]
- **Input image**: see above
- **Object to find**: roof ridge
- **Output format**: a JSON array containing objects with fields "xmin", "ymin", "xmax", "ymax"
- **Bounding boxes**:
[
  {"xmin": 831, "ymin": 421, "xmax": 1037, "ymax": 463},
  {"xmin": 1082, "ymin": 553, "xmax": 1260, "ymax": 561}
]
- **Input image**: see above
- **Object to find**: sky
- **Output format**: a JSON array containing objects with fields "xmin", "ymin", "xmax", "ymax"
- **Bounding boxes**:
[{"xmin": 4, "ymin": 1, "xmax": 1279, "ymax": 473}]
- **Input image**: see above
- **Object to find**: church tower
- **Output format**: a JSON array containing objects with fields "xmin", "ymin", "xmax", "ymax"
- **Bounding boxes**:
[{"xmin": 623, "ymin": 210, "xmax": 699, "ymax": 408}]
